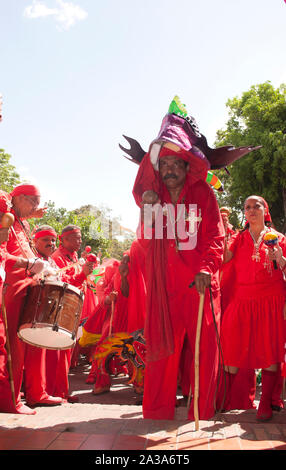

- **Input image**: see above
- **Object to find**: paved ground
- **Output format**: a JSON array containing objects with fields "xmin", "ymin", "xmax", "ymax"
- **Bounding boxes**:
[{"xmin": 0, "ymin": 357, "xmax": 285, "ymax": 456}]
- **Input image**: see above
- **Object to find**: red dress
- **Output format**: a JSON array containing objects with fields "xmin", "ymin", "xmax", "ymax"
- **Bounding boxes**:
[{"xmin": 221, "ymin": 229, "xmax": 286, "ymax": 369}]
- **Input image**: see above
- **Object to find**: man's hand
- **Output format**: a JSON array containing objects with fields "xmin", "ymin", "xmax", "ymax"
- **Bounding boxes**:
[
  {"xmin": 0, "ymin": 228, "xmax": 10, "ymax": 244},
  {"xmin": 27, "ymin": 258, "xmax": 50, "ymax": 275},
  {"xmin": 82, "ymin": 261, "xmax": 94, "ymax": 276},
  {"xmin": 119, "ymin": 255, "xmax": 130, "ymax": 278},
  {"xmin": 194, "ymin": 272, "xmax": 211, "ymax": 294},
  {"xmin": 105, "ymin": 291, "xmax": 118, "ymax": 305},
  {"xmin": 29, "ymin": 207, "xmax": 48, "ymax": 219}
]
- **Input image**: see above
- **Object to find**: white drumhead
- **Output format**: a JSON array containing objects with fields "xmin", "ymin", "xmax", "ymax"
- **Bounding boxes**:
[
  {"xmin": 18, "ymin": 323, "xmax": 75, "ymax": 350},
  {"xmin": 36, "ymin": 279, "xmax": 83, "ymax": 297}
]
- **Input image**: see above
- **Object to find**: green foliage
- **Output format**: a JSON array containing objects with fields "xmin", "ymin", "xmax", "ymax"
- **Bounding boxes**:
[
  {"xmin": 215, "ymin": 82, "xmax": 286, "ymax": 232},
  {"xmin": 107, "ymin": 237, "xmax": 134, "ymax": 260},
  {"xmin": 29, "ymin": 201, "xmax": 110, "ymax": 256},
  {"xmin": 0, "ymin": 149, "xmax": 21, "ymax": 191},
  {"xmin": 28, "ymin": 201, "xmax": 136, "ymax": 259}
]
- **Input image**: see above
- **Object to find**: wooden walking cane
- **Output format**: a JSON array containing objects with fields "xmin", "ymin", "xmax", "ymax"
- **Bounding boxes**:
[
  {"xmin": 1, "ymin": 291, "xmax": 16, "ymax": 407},
  {"xmin": 188, "ymin": 289, "xmax": 205, "ymax": 431},
  {"xmin": 108, "ymin": 293, "xmax": 117, "ymax": 336}
]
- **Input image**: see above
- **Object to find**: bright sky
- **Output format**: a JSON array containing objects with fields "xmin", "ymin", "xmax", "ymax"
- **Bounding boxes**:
[{"xmin": 0, "ymin": 0, "xmax": 285, "ymax": 232}]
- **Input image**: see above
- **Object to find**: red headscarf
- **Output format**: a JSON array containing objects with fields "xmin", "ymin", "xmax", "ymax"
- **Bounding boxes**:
[
  {"xmin": 133, "ymin": 145, "xmax": 208, "ymax": 208},
  {"xmin": 259, "ymin": 197, "xmax": 272, "ymax": 224},
  {"xmin": 59, "ymin": 228, "xmax": 81, "ymax": 243},
  {"xmin": 34, "ymin": 229, "xmax": 57, "ymax": 240},
  {"xmin": 244, "ymin": 195, "xmax": 272, "ymax": 226},
  {"xmin": 10, "ymin": 184, "xmax": 41, "ymax": 198}
]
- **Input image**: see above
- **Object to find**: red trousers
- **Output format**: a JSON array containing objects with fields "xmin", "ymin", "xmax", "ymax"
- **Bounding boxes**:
[
  {"xmin": 0, "ymin": 288, "xmax": 51, "ymax": 411},
  {"xmin": 0, "ymin": 314, "xmax": 16, "ymax": 412},
  {"xmin": 143, "ymin": 289, "xmax": 221, "ymax": 420},
  {"xmin": 45, "ymin": 349, "xmax": 70, "ymax": 398},
  {"xmin": 24, "ymin": 345, "xmax": 49, "ymax": 403},
  {"xmin": 1, "ymin": 289, "xmax": 28, "ymax": 409}
]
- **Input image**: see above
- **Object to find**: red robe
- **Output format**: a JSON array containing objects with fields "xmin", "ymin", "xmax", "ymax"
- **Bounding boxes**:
[
  {"xmin": 0, "ymin": 217, "xmax": 45, "ymax": 411},
  {"xmin": 126, "ymin": 240, "xmax": 146, "ymax": 333},
  {"xmin": 84, "ymin": 259, "xmax": 129, "ymax": 389},
  {"xmin": 136, "ymin": 178, "xmax": 224, "ymax": 420}
]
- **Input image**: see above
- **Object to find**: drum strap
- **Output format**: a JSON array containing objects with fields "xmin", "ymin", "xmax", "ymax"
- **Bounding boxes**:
[{"xmin": 15, "ymin": 216, "xmax": 37, "ymax": 256}]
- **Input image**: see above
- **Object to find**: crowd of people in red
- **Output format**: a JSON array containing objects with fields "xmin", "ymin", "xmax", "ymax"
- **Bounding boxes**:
[{"xmin": 0, "ymin": 96, "xmax": 285, "ymax": 424}]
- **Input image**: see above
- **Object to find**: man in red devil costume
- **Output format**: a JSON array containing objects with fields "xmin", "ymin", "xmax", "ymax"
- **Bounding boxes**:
[{"xmin": 120, "ymin": 96, "xmax": 261, "ymax": 421}]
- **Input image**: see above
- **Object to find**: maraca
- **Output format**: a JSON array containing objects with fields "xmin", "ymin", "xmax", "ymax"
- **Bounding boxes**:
[
  {"xmin": 263, "ymin": 232, "xmax": 278, "ymax": 269},
  {"xmin": 86, "ymin": 253, "xmax": 98, "ymax": 263},
  {"xmin": 142, "ymin": 190, "xmax": 159, "ymax": 205},
  {"xmin": 0, "ymin": 212, "xmax": 15, "ymax": 228},
  {"xmin": 79, "ymin": 245, "xmax": 93, "ymax": 264}
]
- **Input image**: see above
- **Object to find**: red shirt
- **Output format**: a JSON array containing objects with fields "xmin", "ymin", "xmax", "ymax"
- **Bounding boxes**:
[
  {"xmin": 52, "ymin": 245, "xmax": 86, "ymax": 289},
  {"xmin": 5, "ymin": 217, "xmax": 35, "ymax": 295}
]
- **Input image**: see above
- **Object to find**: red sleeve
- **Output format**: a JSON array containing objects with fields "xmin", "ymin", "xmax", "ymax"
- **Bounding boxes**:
[
  {"xmin": 52, "ymin": 253, "xmax": 87, "ymax": 288},
  {"xmin": 62, "ymin": 270, "xmax": 86, "ymax": 288},
  {"xmin": 228, "ymin": 231, "xmax": 241, "ymax": 254},
  {"xmin": 196, "ymin": 183, "xmax": 225, "ymax": 276},
  {"xmin": 4, "ymin": 252, "xmax": 20, "ymax": 272},
  {"xmin": 277, "ymin": 232, "xmax": 286, "ymax": 257}
]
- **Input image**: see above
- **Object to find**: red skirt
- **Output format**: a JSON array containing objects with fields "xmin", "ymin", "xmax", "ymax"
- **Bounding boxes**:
[{"xmin": 221, "ymin": 284, "xmax": 286, "ymax": 369}]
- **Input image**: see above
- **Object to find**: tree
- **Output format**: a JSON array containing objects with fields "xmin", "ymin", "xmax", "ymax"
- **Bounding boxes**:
[
  {"xmin": 29, "ymin": 201, "xmax": 135, "ymax": 259},
  {"xmin": 29, "ymin": 201, "xmax": 110, "ymax": 257},
  {"xmin": 0, "ymin": 149, "xmax": 21, "ymax": 192},
  {"xmin": 215, "ymin": 82, "xmax": 286, "ymax": 231},
  {"xmin": 0, "ymin": 146, "xmax": 134, "ymax": 257}
]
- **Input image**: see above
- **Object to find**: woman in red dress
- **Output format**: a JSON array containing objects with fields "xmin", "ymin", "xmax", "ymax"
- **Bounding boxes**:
[{"xmin": 221, "ymin": 195, "xmax": 286, "ymax": 421}]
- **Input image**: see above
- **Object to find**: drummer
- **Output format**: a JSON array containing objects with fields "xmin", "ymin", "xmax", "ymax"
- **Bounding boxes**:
[
  {"xmin": 0, "ymin": 184, "xmax": 52, "ymax": 415},
  {"xmin": 45, "ymin": 225, "xmax": 95, "ymax": 402},
  {"xmin": 23, "ymin": 225, "xmax": 63, "ymax": 407},
  {"xmin": 33, "ymin": 225, "xmax": 58, "ymax": 269}
]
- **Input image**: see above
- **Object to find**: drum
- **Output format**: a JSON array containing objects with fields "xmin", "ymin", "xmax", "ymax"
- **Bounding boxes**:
[{"xmin": 18, "ymin": 280, "xmax": 84, "ymax": 350}]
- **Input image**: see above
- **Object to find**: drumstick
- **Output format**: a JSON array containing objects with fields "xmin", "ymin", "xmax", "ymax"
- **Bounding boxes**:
[
  {"xmin": 1, "ymin": 291, "xmax": 16, "ymax": 407},
  {"xmin": 57, "ymin": 261, "xmax": 82, "ymax": 273}
]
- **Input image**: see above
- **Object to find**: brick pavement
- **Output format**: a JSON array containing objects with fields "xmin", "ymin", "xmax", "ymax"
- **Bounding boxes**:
[{"xmin": 0, "ymin": 358, "xmax": 285, "ymax": 452}]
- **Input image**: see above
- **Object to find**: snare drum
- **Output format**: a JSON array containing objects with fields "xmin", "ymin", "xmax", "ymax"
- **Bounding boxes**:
[{"xmin": 18, "ymin": 280, "xmax": 84, "ymax": 350}]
